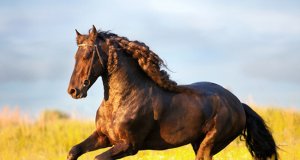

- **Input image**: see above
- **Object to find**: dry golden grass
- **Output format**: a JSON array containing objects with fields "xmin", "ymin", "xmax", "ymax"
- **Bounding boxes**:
[{"xmin": 0, "ymin": 106, "xmax": 299, "ymax": 160}]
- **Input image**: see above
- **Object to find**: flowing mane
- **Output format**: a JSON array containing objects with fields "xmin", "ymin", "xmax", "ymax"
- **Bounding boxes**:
[{"xmin": 98, "ymin": 31, "xmax": 186, "ymax": 92}]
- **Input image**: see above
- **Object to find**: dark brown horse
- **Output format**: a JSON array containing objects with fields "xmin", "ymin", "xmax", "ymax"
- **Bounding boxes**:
[{"xmin": 67, "ymin": 26, "xmax": 278, "ymax": 160}]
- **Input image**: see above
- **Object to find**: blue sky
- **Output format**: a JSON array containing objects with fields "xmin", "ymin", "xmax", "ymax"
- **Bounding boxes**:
[{"xmin": 1, "ymin": 0, "xmax": 300, "ymax": 119}]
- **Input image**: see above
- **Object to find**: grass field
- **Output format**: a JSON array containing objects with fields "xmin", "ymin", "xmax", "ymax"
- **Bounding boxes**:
[{"xmin": 0, "ymin": 106, "xmax": 299, "ymax": 160}]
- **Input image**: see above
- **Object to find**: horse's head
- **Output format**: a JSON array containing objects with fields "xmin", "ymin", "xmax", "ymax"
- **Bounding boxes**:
[{"xmin": 67, "ymin": 26, "xmax": 107, "ymax": 99}]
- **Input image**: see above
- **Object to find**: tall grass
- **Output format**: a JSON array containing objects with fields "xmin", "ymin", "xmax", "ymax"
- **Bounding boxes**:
[{"xmin": 0, "ymin": 106, "xmax": 299, "ymax": 160}]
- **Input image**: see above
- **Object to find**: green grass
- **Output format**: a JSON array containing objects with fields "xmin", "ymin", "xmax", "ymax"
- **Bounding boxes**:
[{"xmin": 0, "ymin": 107, "xmax": 299, "ymax": 160}]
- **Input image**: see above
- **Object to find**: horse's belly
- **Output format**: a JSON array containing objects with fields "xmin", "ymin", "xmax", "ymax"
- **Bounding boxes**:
[
  {"xmin": 142, "ymin": 123, "xmax": 205, "ymax": 150},
  {"xmin": 142, "ymin": 109, "xmax": 205, "ymax": 150}
]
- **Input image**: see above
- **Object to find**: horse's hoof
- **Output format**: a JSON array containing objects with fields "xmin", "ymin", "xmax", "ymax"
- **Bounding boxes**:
[
  {"xmin": 67, "ymin": 146, "xmax": 83, "ymax": 160},
  {"xmin": 67, "ymin": 154, "xmax": 75, "ymax": 160}
]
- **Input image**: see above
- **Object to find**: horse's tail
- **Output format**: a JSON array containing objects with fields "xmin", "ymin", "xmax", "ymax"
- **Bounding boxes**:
[{"xmin": 241, "ymin": 103, "xmax": 278, "ymax": 160}]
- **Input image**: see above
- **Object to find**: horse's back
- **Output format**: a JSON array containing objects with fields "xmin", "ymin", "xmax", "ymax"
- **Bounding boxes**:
[
  {"xmin": 187, "ymin": 82, "xmax": 243, "ymax": 110},
  {"xmin": 187, "ymin": 82, "xmax": 233, "ymax": 96}
]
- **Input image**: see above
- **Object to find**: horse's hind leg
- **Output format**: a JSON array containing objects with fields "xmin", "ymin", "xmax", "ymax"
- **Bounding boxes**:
[
  {"xmin": 195, "ymin": 117, "xmax": 219, "ymax": 160},
  {"xmin": 192, "ymin": 141, "xmax": 200, "ymax": 154},
  {"xmin": 192, "ymin": 134, "xmax": 205, "ymax": 155},
  {"xmin": 195, "ymin": 129, "xmax": 217, "ymax": 160}
]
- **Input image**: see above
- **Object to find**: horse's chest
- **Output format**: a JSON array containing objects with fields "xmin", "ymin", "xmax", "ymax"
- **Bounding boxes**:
[{"xmin": 97, "ymin": 102, "xmax": 152, "ymax": 144}]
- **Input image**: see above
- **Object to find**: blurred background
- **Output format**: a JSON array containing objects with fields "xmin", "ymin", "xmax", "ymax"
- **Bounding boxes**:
[{"xmin": 1, "ymin": 0, "xmax": 300, "ymax": 120}]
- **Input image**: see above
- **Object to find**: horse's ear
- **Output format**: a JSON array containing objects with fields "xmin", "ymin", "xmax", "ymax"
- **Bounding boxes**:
[
  {"xmin": 92, "ymin": 25, "xmax": 97, "ymax": 33},
  {"xmin": 75, "ymin": 29, "xmax": 81, "ymax": 37},
  {"xmin": 89, "ymin": 25, "xmax": 97, "ymax": 41}
]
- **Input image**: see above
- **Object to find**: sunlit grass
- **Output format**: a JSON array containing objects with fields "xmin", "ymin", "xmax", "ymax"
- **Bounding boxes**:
[{"xmin": 0, "ymin": 106, "xmax": 299, "ymax": 160}]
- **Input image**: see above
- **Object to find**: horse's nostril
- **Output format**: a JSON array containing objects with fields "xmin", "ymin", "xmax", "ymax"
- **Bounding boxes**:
[{"xmin": 69, "ymin": 88, "xmax": 77, "ymax": 96}]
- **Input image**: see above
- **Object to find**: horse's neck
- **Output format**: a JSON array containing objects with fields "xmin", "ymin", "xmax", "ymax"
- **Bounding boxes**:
[{"xmin": 102, "ymin": 54, "xmax": 155, "ymax": 101}]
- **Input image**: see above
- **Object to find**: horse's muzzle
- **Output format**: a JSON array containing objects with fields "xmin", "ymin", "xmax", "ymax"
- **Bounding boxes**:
[{"xmin": 68, "ymin": 88, "xmax": 87, "ymax": 99}]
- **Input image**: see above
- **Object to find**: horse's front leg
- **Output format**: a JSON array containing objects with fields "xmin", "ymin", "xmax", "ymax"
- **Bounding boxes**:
[
  {"xmin": 94, "ymin": 142, "xmax": 138, "ymax": 160},
  {"xmin": 67, "ymin": 131, "xmax": 111, "ymax": 160}
]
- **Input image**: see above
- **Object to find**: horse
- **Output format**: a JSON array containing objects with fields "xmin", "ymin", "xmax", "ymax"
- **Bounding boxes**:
[{"xmin": 67, "ymin": 26, "xmax": 278, "ymax": 160}]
